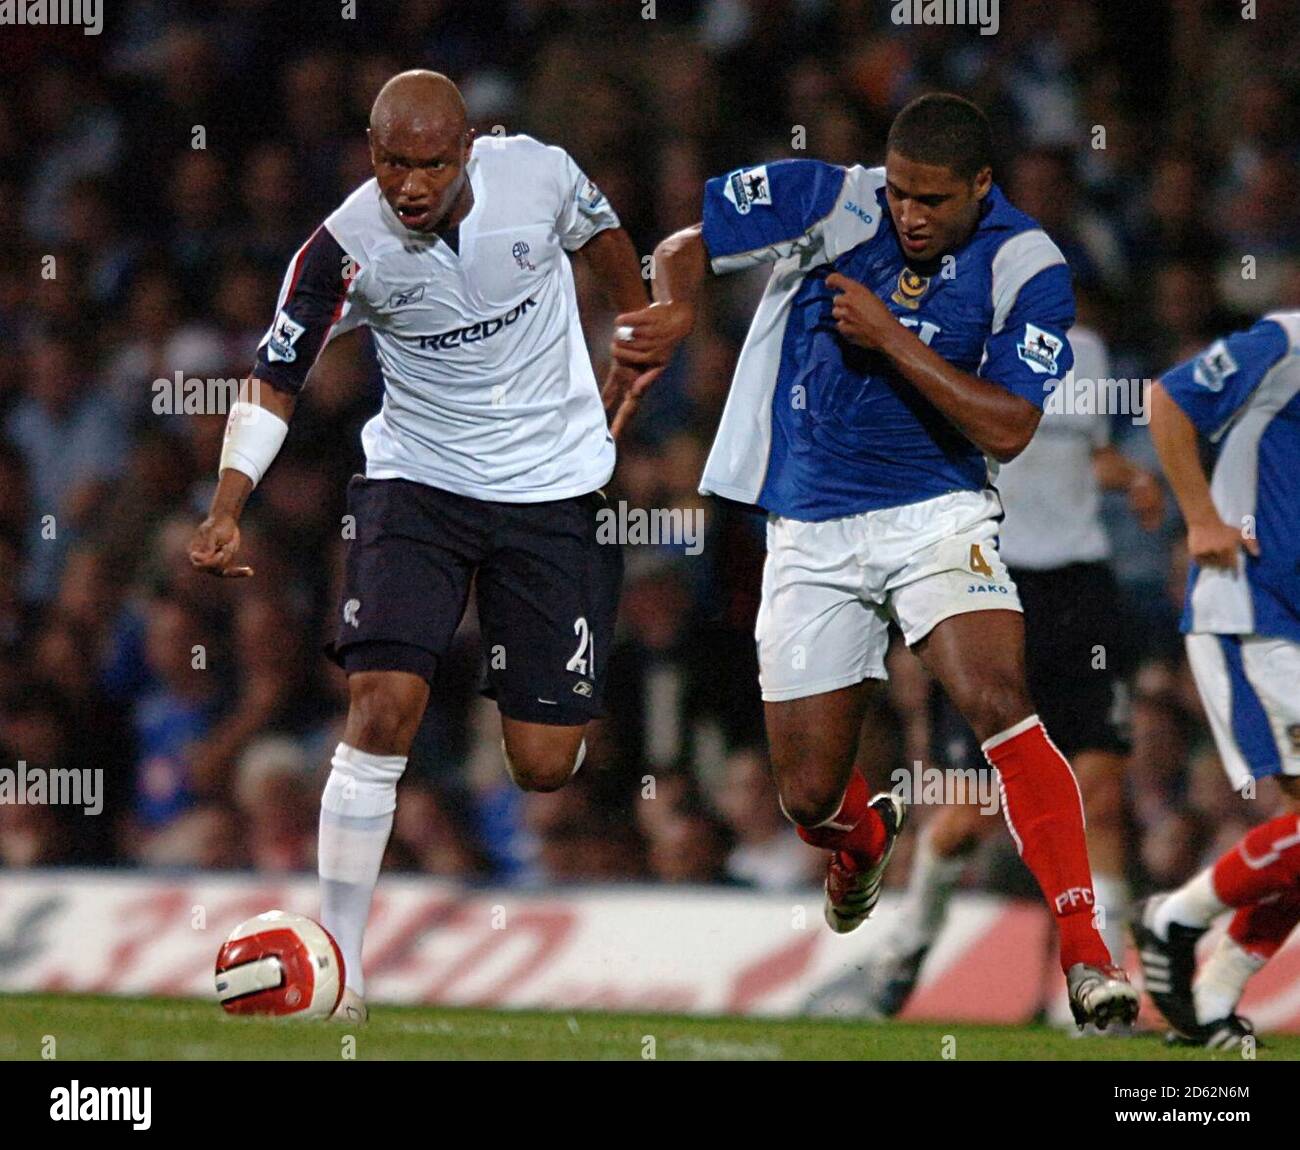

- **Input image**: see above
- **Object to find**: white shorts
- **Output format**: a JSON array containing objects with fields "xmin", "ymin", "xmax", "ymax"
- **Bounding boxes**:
[
  {"xmin": 757, "ymin": 489, "xmax": 1021, "ymax": 702},
  {"xmin": 1184, "ymin": 632, "xmax": 1300, "ymax": 792}
]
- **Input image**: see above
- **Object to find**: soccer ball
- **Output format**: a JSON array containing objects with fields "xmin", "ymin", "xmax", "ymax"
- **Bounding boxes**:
[{"xmin": 214, "ymin": 910, "xmax": 345, "ymax": 1019}]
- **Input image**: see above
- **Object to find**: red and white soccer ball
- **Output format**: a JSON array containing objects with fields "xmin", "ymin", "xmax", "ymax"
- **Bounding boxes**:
[{"xmin": 214, "ymin": 910, "xmax": 345, "ymax": 1019}]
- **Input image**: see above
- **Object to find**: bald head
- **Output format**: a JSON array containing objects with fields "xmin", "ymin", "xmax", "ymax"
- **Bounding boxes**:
[
  {"xmin": 368, "ymin": 70, "xmax": 474, "ymax": 234},
  {"xmin": 369, "ymin": 70, "xmax": 466, "ymax": 140}
]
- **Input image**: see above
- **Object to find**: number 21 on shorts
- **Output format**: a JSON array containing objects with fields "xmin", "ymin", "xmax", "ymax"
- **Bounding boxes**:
[{"xmin": 566, "ymin": 616, "xmax": 593, "ymax": 676}]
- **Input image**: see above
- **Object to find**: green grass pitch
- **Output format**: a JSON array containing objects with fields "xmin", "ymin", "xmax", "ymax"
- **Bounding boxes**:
[{"xmin": 1, "ymin": 994, "xmax": 1297, "ymax": 1060}]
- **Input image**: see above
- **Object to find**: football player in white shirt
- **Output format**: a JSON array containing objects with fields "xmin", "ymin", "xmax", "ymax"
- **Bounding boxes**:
[{"xmin": 188, "ymin": 71, "xmax": 655, "ymax": 1021}]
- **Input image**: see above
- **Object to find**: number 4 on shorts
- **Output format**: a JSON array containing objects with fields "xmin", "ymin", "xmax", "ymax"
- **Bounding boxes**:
[{"xmin": 969, "ymin": 543, "xmax": 993, "ymax": 578}]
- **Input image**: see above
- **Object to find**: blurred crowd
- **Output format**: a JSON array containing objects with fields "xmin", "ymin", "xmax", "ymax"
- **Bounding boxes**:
[{"xmin": 3, "ymin": 1, "xmax": 1300, "ymax": 900}]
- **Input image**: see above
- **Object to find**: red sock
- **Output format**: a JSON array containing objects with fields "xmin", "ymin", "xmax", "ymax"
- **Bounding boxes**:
[
  {"xmin": 793, "ymin": 771, "xmax": 887, "ymax": 866},
  {"xmin": 1227, "ymin": 891, "xmax": 1300, "ymax": 961},
  {"xmin": 1211, "ymin": 814, "xmax": 1300, "ymax": 906},
  {"xmin": 983, "ymin": 715, "xmax": 1110, "ymax": 971}
]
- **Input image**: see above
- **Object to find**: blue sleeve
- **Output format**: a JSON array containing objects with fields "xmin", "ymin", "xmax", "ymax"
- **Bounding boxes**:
[
  {"xmin": 701, "ymin": 159, "xmax": 845, "ymax": 271},
  {"xmin": 978, "ymin": 263, "xmax": 1076, "ymax": 406},
  {"xmin": 1160, "ymin": 319, "xmax": 1291, "ymax": 441}
]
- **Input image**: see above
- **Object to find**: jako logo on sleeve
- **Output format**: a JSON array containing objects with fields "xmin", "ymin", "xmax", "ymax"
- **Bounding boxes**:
[{"xmin": 50, "ymin": 1082, "xmax": 151, "ymax": 1131}]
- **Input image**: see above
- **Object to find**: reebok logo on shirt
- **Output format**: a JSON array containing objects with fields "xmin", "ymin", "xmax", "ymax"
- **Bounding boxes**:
[{"xmin": 417, "ymin": 296, "xmax": 538, "ymax": 352}]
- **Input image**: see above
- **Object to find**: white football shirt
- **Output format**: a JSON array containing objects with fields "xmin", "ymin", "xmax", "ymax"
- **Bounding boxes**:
[
  {"xmin": 996, "ymin": 326, "xmax": 1113, "ymax": 570},
  {"xmin": 252, "ymin": 133, "xmax": 619, "ymax": 502}
]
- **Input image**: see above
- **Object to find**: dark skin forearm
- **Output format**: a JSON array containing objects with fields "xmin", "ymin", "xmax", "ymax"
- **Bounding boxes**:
[
  {"xmin": 825, "ymin": 271, "xmax": 1041, "ymax": 462},
  {"xmin": 575, "ymin": 226, "xmax": 650, "ymax": 313},
  {"xmin": 585, "ymin": 225, "xmax": 691, "ymax": 436},
  {"xmin": 867, "ymin": 320, "xmax": 1041, "ymax": 462},
  {"xmin": 189, "ymin": 377, "xmax": 296, "ymax": 578},
  {"xmin": 606, "ymin": 225, "xmax": 706, "ymax": 370},
  {"xmin": 650, "ymin": 225, "xmax": 708, "ymax": 310}
]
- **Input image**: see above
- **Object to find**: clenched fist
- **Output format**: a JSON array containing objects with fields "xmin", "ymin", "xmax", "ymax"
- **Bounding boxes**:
[
  {"xmin": 825, "ymin": 272, "xmax": 900, "ymax": 350},
  {"xmin": 189, "ymin": 513, "xmax": 254, "ymax": 578}
]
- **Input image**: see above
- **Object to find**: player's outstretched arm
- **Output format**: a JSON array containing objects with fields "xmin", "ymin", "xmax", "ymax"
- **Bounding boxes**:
[
  {"xmin": 603, "ymin": 224, "xmax": 706, "ymax": 437},
  {"xmin": 188, "ymin": 379, "xmax": 297, "ymax": 578},
  {"xmin": 1148, "ymin": 380, "xmax": 1258, "ymax": 568},
  {"xmin": 572, "ymin": 226, "xmax": 663, "ymax": 438},
  {"xmin": 611, "ymin": 224, "xmax": 705, "ymax": 369},
  {"xmin": 825, "ymin": 272, "xmax": 1040, "ymax": 462},
  {"xmin": 576, "ymin": 226, "xmax": 649, "ymax": 314}
]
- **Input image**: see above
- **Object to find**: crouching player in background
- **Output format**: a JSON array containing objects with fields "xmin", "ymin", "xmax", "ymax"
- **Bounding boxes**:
[
  {"xmin": 1134, "ymin": 312, "xmax": 1300, "ymax": 1049},
  {"xmin": 611, "ymin": 93, "xmax": 1138, "ymax": 1027}
]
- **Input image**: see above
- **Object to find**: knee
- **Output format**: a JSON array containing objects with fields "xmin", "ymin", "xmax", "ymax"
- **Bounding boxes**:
[
  {"xmin": 955, "ymin": 682, "xmax": 1035, "ymax": 745},
  {"xmin": 503, "ymin": 733, "xmax": 584, "ymax": 793},
  {"xmin": 776, "ymin": 778, "xmax": 844, "ymax": 828},
  {"xmin": 770, "ymin": 742, "xmax": 855, "ymax": 827}
]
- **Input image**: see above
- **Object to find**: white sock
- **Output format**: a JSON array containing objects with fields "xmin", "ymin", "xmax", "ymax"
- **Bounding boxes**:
[
  {"xmin": 889, "ymin": 822, "xmax": 968, "ymax": 955},
  {"xmin": 1092, "ymin": 872, "xmax": 1130, "ymax": 966},
  {"xmin": 318, "ymin": 742, "xmax": 406, "ymax": 997},
  {"xmin": 1153, "ymin": 869, "xmax": 1228, "ymax": 939},
  {"xmin": 1194, "ymin": 934, "xmax": 1265, "ymax": 1024}
]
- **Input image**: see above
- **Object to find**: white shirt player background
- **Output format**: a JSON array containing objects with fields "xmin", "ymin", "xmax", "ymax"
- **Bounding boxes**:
[
  {"xmin": 996, "ymin": 326, "xmax": 1112, "ymax": 571},
  {"xmin": 265, "ymin": 134, "xmax": 620, "ymax": 503}
]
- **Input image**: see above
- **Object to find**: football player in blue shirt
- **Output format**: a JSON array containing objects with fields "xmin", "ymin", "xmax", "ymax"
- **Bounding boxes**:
[
  {"xmin": 1133, "ymin": 312, "xmax": 1300, "ymax": 1048},
  {"xmin": 610, "ymin": 93, "xmax": 1137, "ymax": 1027}
]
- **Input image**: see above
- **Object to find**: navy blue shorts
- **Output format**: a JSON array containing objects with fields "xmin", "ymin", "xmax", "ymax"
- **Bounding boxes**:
[{"xmin": 326, "ymin": 476, "xmax": 622, "ymax": 726}]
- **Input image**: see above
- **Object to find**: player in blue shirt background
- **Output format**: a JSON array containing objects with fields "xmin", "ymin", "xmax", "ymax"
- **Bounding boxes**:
[
  {"xmin": 608, "ymin": 93, "xmax": 1137, "ymax": 1028},
  {"xmin": 1134, "ymin": 312, "xmax": 1300, "ymax": 1048}
]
